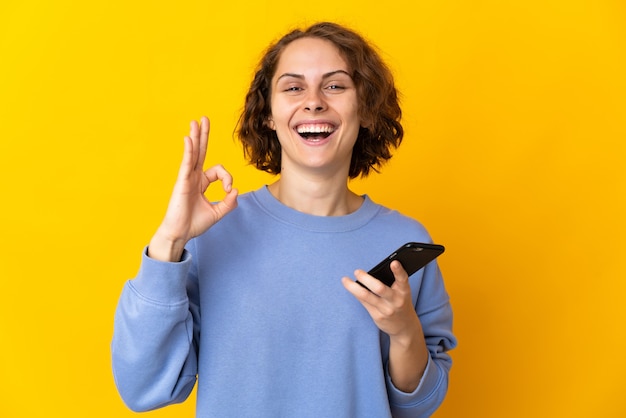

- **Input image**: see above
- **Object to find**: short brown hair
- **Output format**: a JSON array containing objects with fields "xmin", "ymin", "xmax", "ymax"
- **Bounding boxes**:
[{"xmin": 236, "ymin": 22, "xmax": 403, "ymax": 178}]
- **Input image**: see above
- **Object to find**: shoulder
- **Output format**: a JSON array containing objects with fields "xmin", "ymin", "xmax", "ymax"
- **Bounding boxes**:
[{"xmin": 367, "ymin": 198, "xmax": 433, "ymax": 243}]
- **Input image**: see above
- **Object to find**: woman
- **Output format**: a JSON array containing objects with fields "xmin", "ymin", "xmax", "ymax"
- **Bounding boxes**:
[{"xmin": 112, "ymin": 22, "xmax": 456, "ymax": 418}]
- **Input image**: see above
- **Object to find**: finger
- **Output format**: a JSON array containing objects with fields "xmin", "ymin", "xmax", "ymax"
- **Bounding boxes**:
[
  {"xmin": 197, "ymin": 116, "xmax": 210, "ymax": 171},
  {"xmin": 342, "ymin": 277, "xmax": 386, "ymax": 313},
  {"xmin": 390, "ymin": 260, "xmax": 410, "ymax": 285},
  {"xmin": 354, "ymin": 269, "xmax": 389, "ymax": 297},
  {"xmin": 189, "ymin": 119, "xmax": 201, "ymax": 170},
  {"xmin": 176, "ymin": 135, "xmax": 195, "ymax": 182},
  {"xmin": 341, "ymin": 276, "xmax": 372, "ymax": 300},
  {"xmin": 204, "ymin": 164, "xmax": 234, "ymax": 192}
]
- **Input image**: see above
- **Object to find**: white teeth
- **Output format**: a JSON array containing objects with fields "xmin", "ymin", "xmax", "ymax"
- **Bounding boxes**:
[{"xmin": 296, "ymin": 124, "xmax": 335, "ymax": 134}]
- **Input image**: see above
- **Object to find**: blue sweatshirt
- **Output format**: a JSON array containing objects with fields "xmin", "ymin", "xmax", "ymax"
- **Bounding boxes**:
[{"xmin": 112, "ymin": 186, "xmax": 456, "ymax": 417}]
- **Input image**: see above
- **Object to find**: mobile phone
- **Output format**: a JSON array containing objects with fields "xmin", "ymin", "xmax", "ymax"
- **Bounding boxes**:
[{"xmin": 365, "ymin": 242, "xmax": 445, "ymax": 287}]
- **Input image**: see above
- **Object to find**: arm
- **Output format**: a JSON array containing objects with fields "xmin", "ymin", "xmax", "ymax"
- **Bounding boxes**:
[
  {"xmin": 342, "ymin": 260, "xmax": 455, "ymax": 417},
  {"xmin": 112, "ymin": 247, "xmax": 200, "ymax": 411},
  {"xmin": 344, "ymin": 261, "xmax": 429, "ymax": 391},
  {"xmin": 112, "ymin": 117, "xmax": 238, "ymax": 410}
]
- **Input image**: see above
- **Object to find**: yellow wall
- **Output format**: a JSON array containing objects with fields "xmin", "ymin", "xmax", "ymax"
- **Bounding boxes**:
[{"xmin": 1, "ymin": 1, "xmax": 624, "ymax": 417}]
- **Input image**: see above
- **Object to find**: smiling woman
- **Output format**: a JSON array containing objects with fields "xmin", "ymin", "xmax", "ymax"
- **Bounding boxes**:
[
  {"xmin": 267, "ymin": 37, "xmax": 361, "ymax": 187},
  {"xmin": 237, "ymin": 22, "xmax": 404, "ymax": 179},
  {"xmin": 111, "ymin": 21, "xmax": 456, "ymax": 418}
]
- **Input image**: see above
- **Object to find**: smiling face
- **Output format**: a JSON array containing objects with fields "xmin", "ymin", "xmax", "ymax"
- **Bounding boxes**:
[{"xmin": 268, "ymin": 37, "xmax": 361, "ymax": 179}]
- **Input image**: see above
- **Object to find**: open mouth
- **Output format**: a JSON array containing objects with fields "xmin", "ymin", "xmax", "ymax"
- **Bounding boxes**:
[{"xmin": 296, "ymin": 123, "xmax": 336, "ymax": 140}]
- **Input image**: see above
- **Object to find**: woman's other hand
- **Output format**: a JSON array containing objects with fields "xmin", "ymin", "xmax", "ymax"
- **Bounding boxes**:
[{"xmin": 342, "ymin": 261, "xmax": 429, "ymax": 392}]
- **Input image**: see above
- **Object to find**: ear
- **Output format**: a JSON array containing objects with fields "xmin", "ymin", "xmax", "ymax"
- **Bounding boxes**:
[
  {"xmin": 359, "ymin": 114, "xmax": 372, "ymax": 130},
  {"xmin": 266, "ymin": 115, "xmax": 276, "ymax": 130}
]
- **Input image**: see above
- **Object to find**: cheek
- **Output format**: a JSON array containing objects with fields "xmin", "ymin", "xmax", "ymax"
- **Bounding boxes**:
[
  {"xmin": 269, "ymin": 98, "xmax": 295, "ymax": 129},
  {"xmin": 344, "ymin": 96, "xmax": 361, "ymax": 125}
]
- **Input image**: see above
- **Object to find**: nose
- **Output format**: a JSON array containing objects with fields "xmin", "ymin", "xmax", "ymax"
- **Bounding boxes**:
[{"xmin": 304, "ymin": 89, "xmax": 326, "ymax": 112}]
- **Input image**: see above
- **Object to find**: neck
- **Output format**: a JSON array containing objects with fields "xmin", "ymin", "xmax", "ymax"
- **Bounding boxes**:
[{"xmin": 267, "ymin": 174, "xmax": 363, "ymax": 216}]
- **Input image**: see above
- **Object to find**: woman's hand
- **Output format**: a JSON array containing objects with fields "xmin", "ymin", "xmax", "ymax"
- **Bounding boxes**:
[
  {"xmin": 342, "ymin": 261, "xmax": 429, "ymax": 392},
  {"xmin": 148, "ymin": 116, "xmax": 238, "ymax": 262}
]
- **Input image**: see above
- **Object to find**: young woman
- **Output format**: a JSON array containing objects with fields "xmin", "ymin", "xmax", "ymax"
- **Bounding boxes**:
[{"xmin": 112, "ymin": 22, "xmax": 456, "ymax": 418}]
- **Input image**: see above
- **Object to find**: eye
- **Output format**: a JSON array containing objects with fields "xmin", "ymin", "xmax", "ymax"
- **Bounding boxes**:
[
  {"xmin": 326, "ymin": 84, "xmax": 345, "ymax": 90},
  {"xmin": 276, "ymin": 80, "xmax": 304, "ymax": 94}
]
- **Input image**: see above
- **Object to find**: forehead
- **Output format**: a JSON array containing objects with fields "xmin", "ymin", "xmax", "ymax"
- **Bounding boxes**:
[{"xmin": 273, "ymin": 37, "xmax": 349, "ymax": 77}]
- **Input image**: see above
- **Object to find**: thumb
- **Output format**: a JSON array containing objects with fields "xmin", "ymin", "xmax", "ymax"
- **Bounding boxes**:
[
  {"xmin": 390, "ymin": 260, "xmax": 410, "ymax": 286},
  {"xmin": 213, "ymin": 188, "xmax": 239, "ymax": 219}
]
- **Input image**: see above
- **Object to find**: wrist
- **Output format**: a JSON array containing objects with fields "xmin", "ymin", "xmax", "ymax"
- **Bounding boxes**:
[
  {"xmin": 388, "ymin": 316, "xmax": 423, "ymax": 348},
  {"xmin": 147, "ymin": 229, "xmax": 188, "ymax": 262},
  {"xmin": 388, "ymin": 324, "xmax": 429, "ymax": 393}
]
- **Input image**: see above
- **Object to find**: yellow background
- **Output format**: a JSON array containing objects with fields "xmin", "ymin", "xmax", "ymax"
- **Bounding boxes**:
[{"xmin": 1, "ymin": 0, "xmax": 625, "ymax": 417}]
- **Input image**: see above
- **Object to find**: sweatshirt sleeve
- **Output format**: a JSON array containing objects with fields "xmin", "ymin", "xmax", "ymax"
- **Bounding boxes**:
[
  {"xmin": 111, "ymin": 246, "xmax": 200, "ymax": 412},
  {"xmin": 386, "ymin": 260, "xmax": 457, "ymax": 418}
]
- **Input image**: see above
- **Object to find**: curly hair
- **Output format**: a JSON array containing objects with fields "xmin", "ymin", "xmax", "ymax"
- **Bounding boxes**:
[{"xmin": 236, "ymin": 22, "xmax": 403, "ymax": 179}]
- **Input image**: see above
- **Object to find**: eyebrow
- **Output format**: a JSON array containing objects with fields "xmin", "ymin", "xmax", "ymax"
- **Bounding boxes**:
[{"xmin": 276, "ymin": 70, "xmax": 352, "ymax": 81}]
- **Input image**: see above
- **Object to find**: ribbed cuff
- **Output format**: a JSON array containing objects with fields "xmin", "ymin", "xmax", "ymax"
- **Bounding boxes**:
[
  {"xmin": 386, "ymin": 356, "xmax": 441, "ymax": 407},
  {"xmin": 128, "ymin": 246, "xmax": 193, "ymax": 305}
]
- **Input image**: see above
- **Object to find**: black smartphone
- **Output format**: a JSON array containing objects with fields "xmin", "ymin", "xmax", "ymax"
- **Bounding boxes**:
[{"xmin": 365, "ymin": 242, "xmax": 445, "ymax": 287}]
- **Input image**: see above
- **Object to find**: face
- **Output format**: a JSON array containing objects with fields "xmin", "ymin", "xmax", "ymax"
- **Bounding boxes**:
[{"xmin": 268, "ymin": 37, "xmax": 361, "ymax": 178}]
